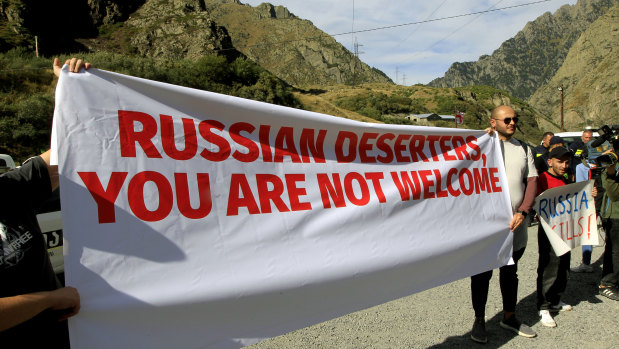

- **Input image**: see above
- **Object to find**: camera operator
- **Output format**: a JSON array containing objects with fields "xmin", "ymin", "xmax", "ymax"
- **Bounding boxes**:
[{"xmin": 597, "ymin": 136, "xmax": 619, "ymax": 301}]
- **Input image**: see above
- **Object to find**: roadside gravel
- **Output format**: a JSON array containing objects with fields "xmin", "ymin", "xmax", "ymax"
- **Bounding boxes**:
[{"xmin": 249, "ymin": 224, "xmax": 618, "ymax": 348}]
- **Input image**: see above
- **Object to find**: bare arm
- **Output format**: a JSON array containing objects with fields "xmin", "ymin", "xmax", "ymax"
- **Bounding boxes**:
[
  {"xmin": 0, "ymin": 287, "xmax": 80, "ymax": 332},
  {"xmin": 38, "ymin": 150, "xmax": 58, "ymax": 191},
  {"xmin": 42, "ymin": 58, "xmax": 92, "ymax": 190}
]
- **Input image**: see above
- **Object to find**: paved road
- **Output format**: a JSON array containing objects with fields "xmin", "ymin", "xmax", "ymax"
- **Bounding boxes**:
[{"xmin": 249, "ymin": 224, "xmax": 618, "ymax": 348}]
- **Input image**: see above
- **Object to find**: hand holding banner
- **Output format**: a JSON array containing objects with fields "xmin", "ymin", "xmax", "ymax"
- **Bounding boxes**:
[{"xmin": 534, "ymin": 180, "xmax": 598, "ymax": 256}]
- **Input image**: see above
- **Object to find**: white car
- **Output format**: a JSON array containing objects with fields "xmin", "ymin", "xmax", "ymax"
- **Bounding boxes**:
[
  {"xmin": 553, "ymin": 130, "xmax": 599, "ymax": 148},
  {"xmin": 0, "ymin": 154, "xmax": 16, "ymax": 174},
  {"xmin": 36, "ymin": 190, "xmax": 65, "ymax": 277}
]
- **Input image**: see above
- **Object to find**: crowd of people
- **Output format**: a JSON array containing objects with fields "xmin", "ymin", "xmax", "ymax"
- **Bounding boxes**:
[
  {"xmin": 471, "ymin": 109, "xmax": 618, "ymax": 344},
  {"xmin": 1, "ymin": 59, "xmax": 617, "ymax": 347}
]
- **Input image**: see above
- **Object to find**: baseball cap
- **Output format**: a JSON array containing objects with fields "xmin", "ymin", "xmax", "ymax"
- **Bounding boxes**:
[
  {"xmin": 549, "ymin": 146, "xmax": 570, "ymax": 159},
  {"xmin": 549, "ymin": 136, "xmax": 564, "ymax": 146}
]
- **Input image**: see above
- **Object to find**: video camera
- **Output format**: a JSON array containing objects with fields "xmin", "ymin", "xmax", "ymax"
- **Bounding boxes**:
[{"xmin": 590, "ymin": 125, "xmax": 619, "ymax": 168}]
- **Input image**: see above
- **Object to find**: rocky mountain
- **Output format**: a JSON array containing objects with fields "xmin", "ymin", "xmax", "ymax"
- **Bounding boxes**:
[
  {"xmin": 528, "ymin": 3, "xmax": 619, "ymax": 130},
  {"xmin": 0, "ymin": 0, "xmax": 146, "ymax": 52},
  {"xmin": 0, "ymin": 0, "xmax": 391, "ymax": 87},
  {"xmin": 428, "ymin": 0, "xmax": 618, "ymax": 100},
  {"xmin": 201, "ymin": 0, "xmax": 391, "ymax": 86}
]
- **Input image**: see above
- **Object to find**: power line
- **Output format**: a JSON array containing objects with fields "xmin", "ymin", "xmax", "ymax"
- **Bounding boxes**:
[
  {"xmin": 331, "ymin": 0, "xmax": 551, "ymax": 37},
  {"xmin": 415, "ymin": 0, "xmax": 507, "ymax": 58},
  {"xmin": 229, "ymin": 0, "xmax": 551, "ymax": 52},
  {"xmin": 351, "ymin": 0, "xmax": 355, "ymax": 52},
  {"xmin": 0, "ymin": 0, "xmax": 552, "ymax": 73},
  {"xmin": 392, "ymin": 0, "xmax": 449, "ymax": 49}
]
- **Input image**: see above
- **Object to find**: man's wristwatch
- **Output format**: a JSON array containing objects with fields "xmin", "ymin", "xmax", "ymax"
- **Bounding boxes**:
[{"xmin": 516, "ymin": 210, "xmax": 527, "ymax": 217}]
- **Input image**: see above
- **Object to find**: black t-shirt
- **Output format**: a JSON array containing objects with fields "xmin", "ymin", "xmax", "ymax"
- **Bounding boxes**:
[{"xmin": 0, "ymin": 156, "xmax": 68, "ymax": 347}]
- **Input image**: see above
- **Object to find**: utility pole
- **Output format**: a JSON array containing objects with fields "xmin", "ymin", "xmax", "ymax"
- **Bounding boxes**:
[
  {"xmin": 402, "ymin": 73, "xmax": 406, "ymax": 86},
  {"xmin": 351, "ymin": 0, "xmax": 355, "ymax": 54},
  {"xmin": 395, "ymin": 66, "xmax": 399, "ymax": 85},
  {"xmin": 35, "ymin": 36, "xmax": 39, "ymax": 57},
  {"xmin": 558, "ymin": 85, "xmax": 564, "ymax": 131},
  {"xmin": 353, "ymin": 37, "xmax": 363, "ymax": 86}
]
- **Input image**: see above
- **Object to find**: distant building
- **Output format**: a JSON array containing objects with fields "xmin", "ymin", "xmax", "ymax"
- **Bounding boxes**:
[{"xmin": 406, "ymin": 113, "xmax": 456, "ymax": 123}]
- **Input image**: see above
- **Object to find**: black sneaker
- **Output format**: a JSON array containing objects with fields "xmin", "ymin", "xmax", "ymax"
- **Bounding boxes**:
[
  {"xmin": 499, "ymin": 316, "xmax": 536, "ymax": 338},
  {"xmin": 599, "ymin": 285, "xmax": 619, "ymax": 301},
  {"xmin": 470, "ymin": 317, "xmax": 487, "ymax": 344}
]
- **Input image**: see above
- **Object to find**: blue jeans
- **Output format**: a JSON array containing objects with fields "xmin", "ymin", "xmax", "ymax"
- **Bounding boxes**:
[{"xmin": 582, "ymin": 245, "xmax": 592, "ymax": 265}]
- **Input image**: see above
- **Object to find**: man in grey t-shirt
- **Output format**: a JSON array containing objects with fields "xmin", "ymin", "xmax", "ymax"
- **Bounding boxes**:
[{"xmin": 469, "ymin": 105, "xmax": 538, "ymax": 343}]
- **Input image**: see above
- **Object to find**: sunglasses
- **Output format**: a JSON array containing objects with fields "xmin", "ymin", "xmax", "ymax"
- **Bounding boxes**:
[{"xmin": 494, "ymin": 117, "xmax": 519, "ymax": 124}]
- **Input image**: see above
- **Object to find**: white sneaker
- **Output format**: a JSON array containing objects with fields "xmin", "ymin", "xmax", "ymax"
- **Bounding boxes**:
[
  {"xmin": 571, "ymin": 263, "xmax": 593, "ymax": 273},
  {"xmin": 550, "ymin": 301, "xmax": 572, "ymax": 312},
  {"xmin": 539, "ymin": 310, "xmax": 557, "ymax": 327}
]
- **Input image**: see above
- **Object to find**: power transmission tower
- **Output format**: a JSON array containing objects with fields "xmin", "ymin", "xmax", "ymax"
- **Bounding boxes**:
[{"xmin": 352, "ymin": 37, "xmax": 364, "ymax": 86}]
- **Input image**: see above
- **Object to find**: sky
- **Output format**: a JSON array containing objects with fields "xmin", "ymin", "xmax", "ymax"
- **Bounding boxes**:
[{"xmin": 241, "ymin": 0, "xmax": 579, "ymax": 85}]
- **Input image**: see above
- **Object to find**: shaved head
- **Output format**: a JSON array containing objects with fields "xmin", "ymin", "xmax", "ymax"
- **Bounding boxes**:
[
  {"xmin": 491, "ymin": 105, "xmax": 515, "ymax": 120},
  {"xmin": 490, "ymin": 105, "xmax": 517, "ymax": 141}
]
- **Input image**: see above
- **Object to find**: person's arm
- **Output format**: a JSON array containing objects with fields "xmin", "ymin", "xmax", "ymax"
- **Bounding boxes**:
[
  {"xmin": 602, "ymin": 166, "xmax": 619, "ymax": 202},
  {"xmin": 517, "ymin": 177, "xmax": 538, "ymax": 213},
  {"xmin": 41, "ymin": 58, "xmax": 92, "ymax": 190},
  {"xmin": 0, "ymin": 287, "xmax": 80, "ymax": 332},
  {"xmin": 511, "ymin": 176, "xmax": 537, "ymax": 230},
  {"xmin": 39, "ymin": 150, "xmax": 58, "ymax": 191},
  {"xmin": 511, "ymin": 146, "xmax": 538, "ymax": 230}
]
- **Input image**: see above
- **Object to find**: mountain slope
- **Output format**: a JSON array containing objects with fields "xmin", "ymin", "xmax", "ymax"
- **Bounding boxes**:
[
  {"xmin": 529, "ymin": 3, "xmax": 619, "ymax": 130},
  {"xmin": 1, "ymin": 0, "xmax": 391, "ymax": 87},
  {"xmin": 428, "ymin": 0, "xmax": 618, "ymax": 100},
  {"xmin": 203, "ymin": 0, "xmax": 392, "ymax": 87}
]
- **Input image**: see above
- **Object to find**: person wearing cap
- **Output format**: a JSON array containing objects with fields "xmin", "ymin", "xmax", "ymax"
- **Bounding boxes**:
[
  {"xmin": 533, "ymin": 132, "xmax": 554, "ymax": 174},
  {"xmin": 536, "ymin": 146, "xmax": 576, "ymax": 327},
  {"xmin": 534, "ymin": 134, "xmax": 562, "ymax": 174},
  {"xmin": 469, "ymin": 105, "xmax": 537, "ymax": 343}
]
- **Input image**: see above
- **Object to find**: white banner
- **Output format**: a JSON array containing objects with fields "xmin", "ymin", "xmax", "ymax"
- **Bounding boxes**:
[
  {"xmin": 52, "ymin": 67, "xmax": 513, "ymax": 349},
  {"xmin": 534, "ymin": 180, "xmax": 599, "ymax": 256}
]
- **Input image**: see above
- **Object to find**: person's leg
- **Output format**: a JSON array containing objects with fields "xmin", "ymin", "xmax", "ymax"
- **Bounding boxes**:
[
  {"xmin": 600, "ymin": 219, "xmax": 619, "ymax": 297},
  {"xmin": 582, "ymin": 245, "xmax": 592, "ymax": 265},
  {"xmin": 471, "ymin": 270, "xmax": 492, "ymax": 318},
  {"xmin": 571, "ymin": 244, "xmax": 593, "ymax": 272},
  {"xmin": 499, "ymin": 248, "xmax": 525, "ymax": 317},
  {"xmin": 537, "ymin": 226, "xmax": 555, "ymax": 311},
  {"xmin": 537, "ymin": 226, "xmax": 558, "ymax": 327},
  {"xmin": 549, "ymin": 251, "xmax": 571, "ymax": 306},
  {"xmin": 497, "ymin": 247, "xmax": 536, "ymax": 337},
  {"xmin": 470, "ymin": 270, "xmax": 492, "ymax": 343}
]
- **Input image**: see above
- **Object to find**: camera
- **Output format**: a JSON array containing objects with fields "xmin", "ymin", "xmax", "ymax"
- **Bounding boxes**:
[{"xmin": 589, "ymin": 125, "xmax": 619, "ymax": 168}]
